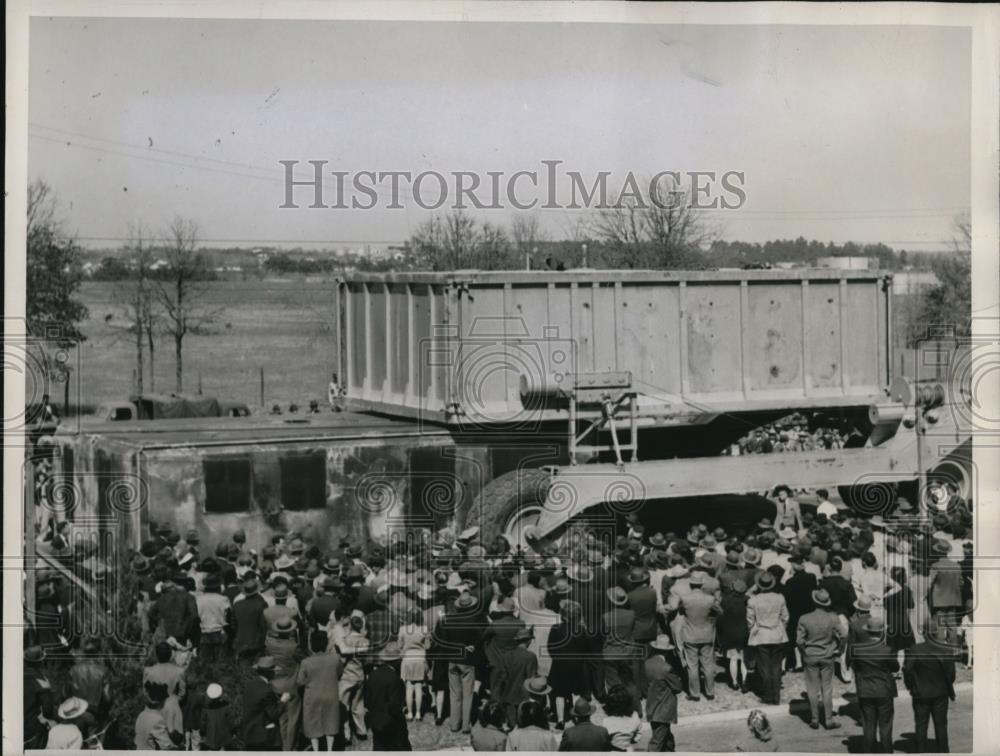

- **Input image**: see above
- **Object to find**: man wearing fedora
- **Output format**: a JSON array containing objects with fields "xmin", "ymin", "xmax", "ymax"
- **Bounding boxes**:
[
  {"xmin": 669, "ymin": 571, "xmax": 721, "ymax": 702},
  {"xmin": 436, "ymin": 591, "xmax": 483, "ymax": 734},
  {"xmin": 242, "ymin": 657, "xmax": 282, "ymax": 751},
  {"xmin": 495, "ymin": 626, "xmax": 539, "ymax": 728},
  {"xmin": 783, "ymin": 556, "xmax": 818, "ymax": 672},
  {"xmin": 68, "ymin": 638, "xmax": 109, "ymax": 720},
  {"xmin": 849, "ymin": 615, "xmax": 899, "ymax": 753},
  {"xmin": 747, "ymin": 572, "xmax": 789, "ymax": 704},
  {"xmin": 558, "ymin": 698, "xmax": 612, "ymax": 751},
  {"xmin": 265, "ymin": 617, "xmax": 304, "ymax": 751},
  {"xmin": 797, "ymin": 588, "xmax": 846, "ymax": 729},
  {"xmin": 628, "ymin": 567, "xmax": 660, "ymax": 696},
  {"xmin": 365, "ymin": 641, "xmax": 412, "ymax": 750},
  {"xmin": 928, "ymin": 539, "xmax": 964, "ymax": 632},
  {"xmin": 231, "ymin": 576, "xmax": 268, "ymax": 664},
  {"xmin": 46, "ymin": 696, "xmax": 89, "ymax": 749},
  {"xmin": 904, "ymin": 618, "xmax": 958, "ymax": 753},
  {"xmin": 602, "ymin": 586, "xmax": 641, "ymax": 711},
  {"xmin": 645, "ymin": 635, "xmax": 684, "ymax": 752}
]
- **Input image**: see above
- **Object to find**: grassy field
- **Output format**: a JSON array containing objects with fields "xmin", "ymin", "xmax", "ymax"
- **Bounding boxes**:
[{"xmin": 65, "ymin": 278, "xmax": 339, "ymax": 412}]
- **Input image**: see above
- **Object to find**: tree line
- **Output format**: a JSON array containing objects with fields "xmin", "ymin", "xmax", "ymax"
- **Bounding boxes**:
[{"xmin": 25, "ymin": 175, "xmax": 972, "ymax": 411}]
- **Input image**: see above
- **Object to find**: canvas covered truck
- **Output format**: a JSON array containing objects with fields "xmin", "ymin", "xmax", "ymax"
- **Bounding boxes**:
[{"xmin": 44, "ymin": 268, "xmax": 971, "ymax": 558}]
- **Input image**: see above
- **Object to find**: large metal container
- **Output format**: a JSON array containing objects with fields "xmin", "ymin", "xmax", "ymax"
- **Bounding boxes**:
[{"xmin": 336, "ymin": 269, "xmax": 892, "ymax": 426}]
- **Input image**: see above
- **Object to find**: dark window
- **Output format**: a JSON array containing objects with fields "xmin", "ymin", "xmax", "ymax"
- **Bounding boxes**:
[
  {"xmin": 62, "ymin": 447, "xmax": 76, "ymax": 520},
  {"xmin": 111, "ymin": 406, "xmax": 134, "ymax": 421},
  {"xmin": 204, "ymin": 458, "xmax": 252, "ymax": 514},
  {"xmin": 280, "ymin": 451, "xmax": 327, "ymax": 510}
]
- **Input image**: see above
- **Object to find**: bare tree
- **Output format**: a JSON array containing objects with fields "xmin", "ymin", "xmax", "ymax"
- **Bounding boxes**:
[
  {"xmin": 589, "ymin": 174, "xmax": 714, "ymax": 268},
  {"xmin": 156, "ymin": 217, "xmax": 220, "ymax": 392},
  {"xmin": 109, "ymin": 222, "xmax": 157, "ymax": 394},
  {"xmin": 409, "ymin": 211, "xmax": 515, "ymax": 270},
  {"xmin": 510, "ymin": 214, "xmax": 547, "ymax": 269}
]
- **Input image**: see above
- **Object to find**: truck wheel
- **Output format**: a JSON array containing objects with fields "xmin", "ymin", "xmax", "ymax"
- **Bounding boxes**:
[
  {"xmin": 466, "ymin": 467, "xmax": 551, "ymax": 552},
  {"xmin": 837, "ymin": 481, "xmax": 898, "ymax": 517}
]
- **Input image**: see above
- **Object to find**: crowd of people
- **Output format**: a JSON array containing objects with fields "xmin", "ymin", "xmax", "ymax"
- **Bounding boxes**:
[{"xmin": 24, "ymin": 488, "xmax": 974, "ymax": 752}]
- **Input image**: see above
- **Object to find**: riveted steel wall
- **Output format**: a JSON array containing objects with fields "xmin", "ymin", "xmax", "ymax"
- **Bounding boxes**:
[{"xmin": 337, "ymin": 270, "xmax": 891, "ymax": 425}]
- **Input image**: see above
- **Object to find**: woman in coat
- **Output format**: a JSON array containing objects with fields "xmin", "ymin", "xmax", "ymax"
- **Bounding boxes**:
[
  {"xmin": 720, "ymin": 579, "xmax": 751, "ymax": 690},
  {"xmin": 746, "ymin": 572, "xmax": 789, "ymax": 705},
  {"xmin": 297, "ymin": 630, "xmax": 344, "ymax": 751},
  {"xmin": 547, "ymin": 600, "xmax": 591, "ymax": 724}
]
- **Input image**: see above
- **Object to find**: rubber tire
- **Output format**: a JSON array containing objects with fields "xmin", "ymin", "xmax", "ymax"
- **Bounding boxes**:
[{"xmin": 465, "ymin": 467, "xmax": 551, "ymax": 549}]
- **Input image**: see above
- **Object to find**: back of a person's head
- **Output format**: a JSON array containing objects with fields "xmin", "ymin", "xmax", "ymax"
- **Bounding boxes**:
[
  {"xmin": 481, "ymin": 701, "xmax": 506, "ymax": 729},
  {"xmin": 517, "ymin": 700, "xmax": 544, "ymax": 729},
  {"xmin": 310, "ymin": 630, "xmax": 327, "ymax": 654},
  {"xmin": 154, "ymin": 642, "xmax": 173, "ymax": 663},
  {"xmin": 603, "ymin": 684, "xmax": 634, "ymax": 718},
  {"xmin": 829, "ymin": 556, "xmax": 843, "ymax": 573},
  {"xmin": 862, "ymin": 551, "xmax": 878, "ymax": 569}
]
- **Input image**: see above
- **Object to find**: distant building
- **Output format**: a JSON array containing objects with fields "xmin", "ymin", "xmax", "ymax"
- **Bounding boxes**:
[{"xmin": 892, "ymin": 269, "xmax": 939, "ymax": 295}]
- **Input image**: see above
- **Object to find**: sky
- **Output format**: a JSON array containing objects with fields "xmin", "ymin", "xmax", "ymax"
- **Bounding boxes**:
[{"xmin": 28, "ymin": 18, "xmax": 971, "ymax": 250}]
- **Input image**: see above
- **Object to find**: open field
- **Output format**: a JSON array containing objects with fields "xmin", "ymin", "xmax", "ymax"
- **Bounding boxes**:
[{"xmin": 66, "ymin": 278, "xmax": 339, "ymax": 412}]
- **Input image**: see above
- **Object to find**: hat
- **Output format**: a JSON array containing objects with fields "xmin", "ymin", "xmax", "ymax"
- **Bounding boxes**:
[
  {"xmin": 455, "ymin": 593, "xmax": 479, "ymax": 610},
  {"xmin": 649, "ymin": 532, "xmax": 667, "ymax": 548},
  {"xmin": 253, "ymin": 656, "xmax": 276, "ymax": 672},
  {"xmin": 287, "ymin": 539, "xmax": 306, "ymax": 555},
  {"xmin": 185, "ymin": 529, "xmax": 200, "ymax": 543},
  {"xmin": 206, "ymin": 683, "xmax": 223, "ymax": 700},
  {"xmin": 233, "ymin": 528, "xmax": 246, "ymax": 544},
  {"xmin": 607, "ymin": 587, "xmax": 628, "ymax": 606},
  {"xmin": 700, "ymin": 535, "xmax": 717, "ymax": 549},
  {"xmin": 379, "ymin": 641, "xmax": 403, "ymax": 662},
  {"xmin": 56, "ymin": 695, "xmax": 87, "ymax": 721},
  {"xmin": 132, "ymin": 556, "xmax": 151, "ymax": 575},
  {"xmin": 459, "ymin": 526, "xmax": 480, "ymax": 541},
  {"xmin": 774, "ymin": 539, "xmax": 792, "ymax": 553},
  {"xmin": 865, "ymin": 616, "xmax": 886, "ymax": 634},
  {"xmin": 932, "ymin": 539, "xmax": 951, "ymax": 556},
  {"xmin": 587, "ymin": 550, "xmax": 605, "ymax": 566},
  {"xmin": 242, "ymin": 576, "xmax": 259, "ymax": 595},
  {"xmin": 553, "ymin": 577, "xmax": 572, "ymax": 595},
  {"xmin": 514, "ymin": 627, "xmax": 534, "ymax": 643},
  {"xmin": 854, "ymin": 594, "xmax": 873, "ymax": 613},
  {"xmin": 324, "ymin": 557, "xmax": 341, "ymax": 572},
  {"xmin": 790, "ymin": 557, "xmax": 805, "ymax": 571},
  {"xmin": 698, "ymin": 552, "xmax": 716, "ymax": 569},
  {"xmin": 743, "ymin": 548, "xmax": 762, "ymax": 566},
  {"xmin": 523, "ymin": 676, "xmax": 552, "ymax": 696},
  {"xmin": 713, "ymin": 527, "xmax": 727, "ymax": 541},
  {"xmin": 724, "ymin": 550, "xmax": 742, "ymax": 568},
  {"xmin": 732, "ymin": 578, "xmax": 748, "ymax": 594},
  {"xmin": 811, "ymin": 588, "xmax": 832, "ymax": 607},
  {"xmin": 755, "ymin": 572, "xmax": 776, "ymax": 590},
  {"xmin": 24, "ymin": 645, "xmax": 46, "ymax": 665},
  {"xmin": 778, "ymin": 527, "xmax": 796, "ymax": 540},
  {"xmin": 758, "ymin": 518, "xmax": 774, "ymax": 530},
  {"xmin": 466, "ymin": 544, "xmax": 487, "ymax": 560},
  {"xmin": 567, "ymin": 564, "xmax": 593, "ymax": 583},
  {"xmin": 650, "ymin": 633, "xmax": 674, "ymax": 651},
  {"xmin": 628, "ymin": 566, "xmax": 649, "ymax": 585},
  {"xmin": 571, "ymin": 698, "xmax": 595, "ymax": 718},
  {"xmin": 689, "ymin": 571, "xmax": 705, "ymax": 586},
  {"xmin": 272, "ymin": 617, "xmax": 297, "ymax": 636},
  {"xmin": 558, "ymin": 599, "xmax": 583, "ymax": 619}
]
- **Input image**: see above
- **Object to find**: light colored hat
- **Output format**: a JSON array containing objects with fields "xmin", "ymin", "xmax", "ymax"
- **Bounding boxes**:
[
  {"xmin": 523, "ymin": 676, "xmax": 552, "ymax": 696},
  {"xmin": 379, "ymin": 641, "xmax": 403, "ymax": 662},
  {"xmin": 650, "ymin": 633, "xmax": 674, "ymax": 651},
  {"xmin": 58, "ymin": 697, "xmax": 89, "ymax": 720},
  {"xmin": 206, "ymin": 683, "xmax": 223, "ymax": 700}
]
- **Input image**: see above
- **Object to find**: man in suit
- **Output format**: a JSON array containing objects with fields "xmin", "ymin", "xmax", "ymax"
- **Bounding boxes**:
[
  {"xmin": 230, "ymin": 576, "xmax": 268, "ymax": 663},
  {"xmin": 797, "ymin": 588, "xmax": 846, "ymax": 730},
  {"xmin": 904, "ymin": 619, "xmax": 958, "ymax": 753},
  {"xmin": 365, "ymin": 642, "xmax": 412, "ymax": 751},
  {"xmin": 671, "ymin": 572, "xmax": 721, "ymax": 701},
  {"xmin": 602, "ymin": 586, "xmax": 640, "ymax": 710},
  {"xmin": 495, "ymin": 627, "xmax": 539, "ymax": 727},
  {"xmin": 558, "ymin": 698, "xmax": 612, "ymax": 751},
  {"xmin": 242, "ymin": 656, "xmax": 282, "ymax": 751},
  {"xmin": 645, "ymin": 635, "xmax": 684, "ymax": 752},
  {"xmin": 783, "ymin": 557, "xmax": 818, "ymax": 671},
  {"xmin": 482, "ymin": 596, "xmax": 526, "ymax": 699},
  {"xmin": 436, "ymin": 592, "xmax": 483, "ymax": 734},
  {"xmin": 820, "ymin": 556, "xmax": 857, "ymax": 682},
  {"xmin": 627, "ymin": 567, "xmax": 659, "ymax": 697},
  {"xmin": 849, "ymin": 616, "xmax": 898, "ymax": 753},
  {"xmin": 928, "ymin": 540, "xmax": 964, "ymax": 630}
]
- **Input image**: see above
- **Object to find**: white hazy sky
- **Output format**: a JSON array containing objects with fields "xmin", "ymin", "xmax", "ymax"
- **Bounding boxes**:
[{"xmin": 28, "ymin": 18, "xmax": 970, "ymax": 249}]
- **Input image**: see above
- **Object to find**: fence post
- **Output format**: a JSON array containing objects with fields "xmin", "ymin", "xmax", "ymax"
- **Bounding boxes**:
[{"xmin": 260, "ymin": 368, "xmax": 265, "ymax": 408}]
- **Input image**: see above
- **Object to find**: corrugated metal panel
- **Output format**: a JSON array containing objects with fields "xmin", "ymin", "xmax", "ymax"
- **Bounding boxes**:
[{"xmin": 338, "ymin": 270, "xmax": 891, "ymax": 424}]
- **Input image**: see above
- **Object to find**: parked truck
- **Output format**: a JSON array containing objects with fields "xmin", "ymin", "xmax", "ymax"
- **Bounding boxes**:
[{"xmin": 47, "ymin": 268, "xmax": 971, "ymax": 555}]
